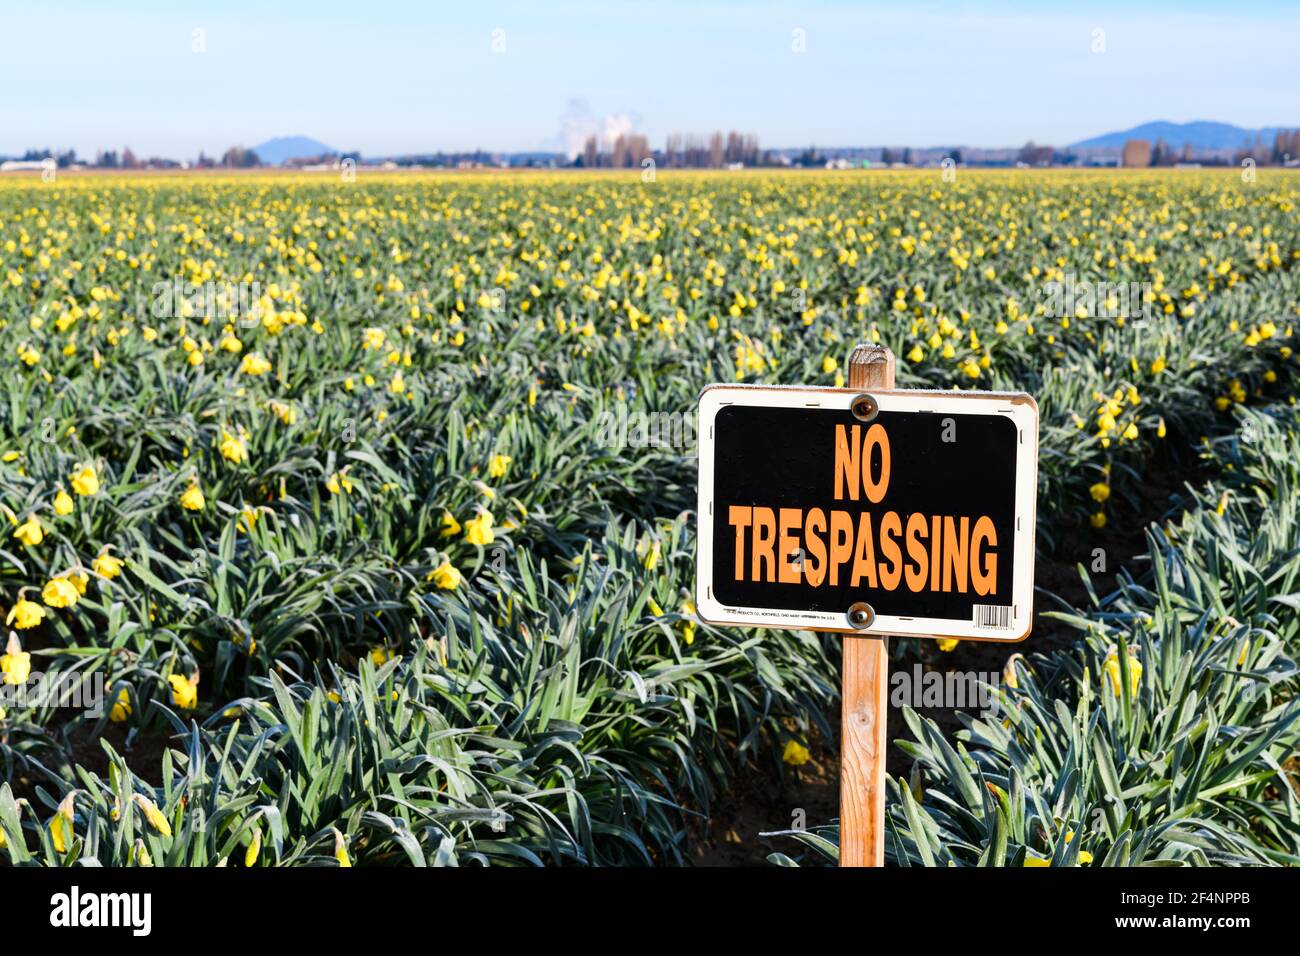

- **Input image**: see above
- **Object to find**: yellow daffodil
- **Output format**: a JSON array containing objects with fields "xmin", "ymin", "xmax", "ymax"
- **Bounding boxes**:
[
  {"xmin": 681, "ymin": 617, "xmax": 697, "ymax": 645},
  {"xmin": 1103, "ymin": 648, "xmax": 1142, "ymax": 697},
  {"xmin": 110, "ymin": 687, "xmax": 132, "ymax": 722},
  {"xmin": 42, "ymin": 576, "xmax": 80, "ymax": 609},
  {"xmin": 488, "ymin": 454, "xmax": 512, "ymax": 479},
  {"xmin": 169, "ymin": 672, "xmax": 199, "ymax": 710},
  {"xmin": 180, "ymin": 483, "xmax": 205, "ymax": 511},
  {"xmin": 1002, "ymin": 653, "xmax": 1024, "ymax": 690},
  {"xmin": 219, "ymin": 429, "xmax": 248, "ymax": 465},
  {"xmin": 333, "ymin": 827, "xmax": 351, "ymax": 867},
  {"xmin": 93, "ymin": 549, "xmax": 125, "ymax": 579},
  {"xmin": 464, "ymin": 511, "xmax": 494, "ymax": 546},
  {"xmin": 51, "ymin": 792, "xmax": 75, "ymax": 853},
  {"xmin": 642, "ymin": 540, "xmax": 661, "ymax": 571},
  {"xmin": 70, "ymin": 463, "xmax": 100, "ymax": 496},
  {"xmin": 428, "ymin": 559, "xmax": 462, "ymax": 590},
  {"xmin": 782, "ymin": 740, "xmax": 811, "ymax": 766},
  {"xmin": 679, "ymin": 598, "xmax": 697, "ymax": 645},
  {"xmin": 53, "ymin": 489, "xmax": 74, "ymax": 516},
  {"xmin": 7, "ymin": 598, "xmax": 45, "ymax": 630},
  {"xmin": 246, "ymin": 827, "xmax": 262, "ymax": 867},
  {"xmin": 133, "ymin": 794, "xmax": 173, "ymax": 837},
  {"xmin": 239, "ymin": 352, "xmax": 272, "ymax": 375},
  {"xmin": 326, "ymin": 472, "xmax": 354, "ymax": 495},
  {"xmin": 440, "ymin": 511, "xmax": 461, "ymax": 537},
  {"xmin": 1, "ymin": 633, "xmax": 31, "ymax": 684},
  {"xmin": 13, "ymin": 515, "xmax": 43, "ymax": 546}
]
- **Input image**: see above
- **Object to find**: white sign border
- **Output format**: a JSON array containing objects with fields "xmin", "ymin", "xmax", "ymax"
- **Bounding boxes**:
[{"xmin": 696, "ymin": 384, "xmax": 1038, "ymax": 642}]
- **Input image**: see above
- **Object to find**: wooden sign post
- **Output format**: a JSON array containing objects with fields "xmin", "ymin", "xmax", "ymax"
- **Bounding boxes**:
[
  {"xmin": 839, "ymin": 344, "xmax": 893, "ymax": 867},
  {"xmin": 695, "ymin": 343, "xmax": 1038, "ymax": 869}
]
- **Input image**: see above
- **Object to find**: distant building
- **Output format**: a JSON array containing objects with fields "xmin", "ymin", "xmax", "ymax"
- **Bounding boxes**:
[
  {"xmin": 1121, "ymin": 139, "xmax": 1151, "ymax": 168},
  {"xmin": 0, "ymin": 160, "xmax": 51, "ymax": 172}
]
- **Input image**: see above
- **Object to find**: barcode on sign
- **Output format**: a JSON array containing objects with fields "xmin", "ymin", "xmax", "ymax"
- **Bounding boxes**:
[{"xmin": 973, "ymin": 604, "xmax": 1013, "ymax": 629}]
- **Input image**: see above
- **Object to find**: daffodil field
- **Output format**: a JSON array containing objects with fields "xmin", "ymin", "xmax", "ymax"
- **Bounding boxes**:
[{"xmin": 0, "ymin": 170, "xmax": 1296, "ymax": 866}]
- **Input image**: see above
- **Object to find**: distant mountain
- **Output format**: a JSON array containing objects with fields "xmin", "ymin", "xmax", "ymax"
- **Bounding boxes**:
[
  {"xmin": 1072, "ymin": 121, "xmax": 1288, "ymax": 152},
  {"xmin": 251, "ymin": 136, "xmax": 338, "ymax": 165}
]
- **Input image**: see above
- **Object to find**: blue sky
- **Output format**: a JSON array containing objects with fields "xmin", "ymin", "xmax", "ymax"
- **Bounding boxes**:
[{"xmin": 2, "ymin": 0, "xmax": 1297, "ymax": 158}]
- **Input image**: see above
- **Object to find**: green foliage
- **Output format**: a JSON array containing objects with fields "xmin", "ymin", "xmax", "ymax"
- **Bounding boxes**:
[{"xmin": 0, "ymin": 171, "xmax": 1297, "ymax": 865}]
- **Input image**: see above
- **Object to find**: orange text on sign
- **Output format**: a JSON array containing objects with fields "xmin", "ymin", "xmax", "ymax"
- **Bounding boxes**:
[{"xmin": 726, "ymin": 424, "xmax": 999, "ymax": 595}]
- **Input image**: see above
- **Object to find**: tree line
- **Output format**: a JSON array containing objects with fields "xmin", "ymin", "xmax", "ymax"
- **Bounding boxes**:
[
  {"xmin": 575, "ymin": 131, "xmax": 769, "ymax": 168},
  {"xmin": 12, "ymin": 146, "xmax": 265, "ymax": 169}
]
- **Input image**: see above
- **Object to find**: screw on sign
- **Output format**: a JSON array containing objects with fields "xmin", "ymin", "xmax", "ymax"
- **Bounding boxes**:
[{"xmin": 695, "ymin": 345, "xmax": 1039, "ymax": 866}]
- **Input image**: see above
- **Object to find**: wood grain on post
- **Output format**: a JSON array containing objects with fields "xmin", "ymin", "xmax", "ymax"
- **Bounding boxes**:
[{"xmin": 840, "ymin": 344, "xmax": 894, "ymax": 867}]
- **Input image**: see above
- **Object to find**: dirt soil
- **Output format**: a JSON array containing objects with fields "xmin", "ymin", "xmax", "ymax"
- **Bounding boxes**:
[
  {"xmin": 689, "ymin": 730, "xmax": 839, "ymax": 866},
  {"xmin": 6, "ymin": 720, "xmax": 170, "ymax": 808}
]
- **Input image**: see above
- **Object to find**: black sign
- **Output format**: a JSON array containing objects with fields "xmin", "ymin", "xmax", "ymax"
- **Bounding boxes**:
[{"xmin": 696, "ymin": 386, "xmax": 1038, "ymax": 641}]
